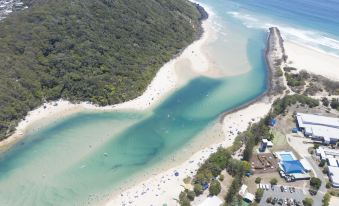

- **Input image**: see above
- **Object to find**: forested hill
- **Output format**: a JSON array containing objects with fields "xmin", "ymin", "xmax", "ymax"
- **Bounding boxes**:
[{"xmin": 0, "ymin": 0, "xmax": 205, "ymax": 140}]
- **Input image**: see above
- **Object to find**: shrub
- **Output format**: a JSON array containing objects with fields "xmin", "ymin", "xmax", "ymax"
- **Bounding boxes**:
[
  {"xmin": 255, "ymin": 188, "xmax": 264, "ymax": 203},
  {"xmin": 323, "ymin": 166, "xmax": 329, "ymax": 174},
  {"xmin": 209, "ymin": 180, "xmax": 221, "ymax": 196},
  {"xmin": 331, "ymin": 98, "xmax": 339, "ymax": 110},
  {"xmin": 193, "ymin": 184, "xmax": 203, "ymax": 196},
  {"xmin": 219, "ymin": 174, "xmax": 224, "ymax": 181},
  {"xmin": 179, "ymin": 191, "xmax": 191, "ymax": 206},
  {"xmin": 270, "ymin": 178, "xmax": 278, "ymax": 185},
  {"xmin": 183, "ymin": 177, "xmax": 192, "ymax": 184},
  {"xmin": 326, "ymin": 182, "xmax": 331, "ymax": 189},
  {"xmin": 303, "ymin": 197, "xmax": 314, "ymax": 206},
  {"xmin": 186, "ymin": 190, "xmax": 195, "ymax": 201},
  {"xmin": 322, "ymin": 98, "xmax": 329, "ymax": 107},
  {"xmin": 310, "ymin": 177, "xmax": 322, "ymax": 190},
  {"xmin": 322, "ymin": 193, "xmax": 331, "ymax": 206},
  {"xmin": 319, "ymin": 159, "xmax": 326, "ymax": 167},
  {"xmin": 255, "ymin": 177, "xmax": 262, "ymax": 184}
]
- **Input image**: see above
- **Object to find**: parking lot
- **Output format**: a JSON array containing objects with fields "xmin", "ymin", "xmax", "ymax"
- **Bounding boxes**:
[{"xmin": 259, "ymin": 184, "xmax": 322, "ymax": 206}]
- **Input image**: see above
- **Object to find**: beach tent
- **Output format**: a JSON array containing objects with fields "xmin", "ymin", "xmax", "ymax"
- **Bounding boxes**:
[
  {"xmin": 269, "ymin": 118, "xmax": 277, "ymax": 126},
  {"xmin": 202, "ymin": 182, "xmax": 209, "ymax": 190},
  {"xmin": 281, "ymin": 160, "xmax": 305, "ymax": 174}
]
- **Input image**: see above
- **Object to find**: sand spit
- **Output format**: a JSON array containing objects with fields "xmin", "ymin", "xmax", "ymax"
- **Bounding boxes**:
[{"xmin": 284, "ymin": 41, "xmax": 339, "ymax": 81}]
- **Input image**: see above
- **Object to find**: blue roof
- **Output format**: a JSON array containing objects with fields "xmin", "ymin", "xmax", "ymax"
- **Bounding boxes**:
[{"xmin": 282, "ymin": 160, "xmax": 305, "ymax": 174}]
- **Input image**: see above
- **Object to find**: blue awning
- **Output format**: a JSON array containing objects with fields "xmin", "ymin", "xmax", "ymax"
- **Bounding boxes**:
[{"xmin": 282, "ymin": 160, "xmax": 305, "ymax": 174}]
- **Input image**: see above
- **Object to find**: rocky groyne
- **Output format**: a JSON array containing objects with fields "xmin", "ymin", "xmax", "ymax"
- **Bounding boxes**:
[{"xmin": 266, "ymin": 27, "xmax": 287, "ymax": 95}]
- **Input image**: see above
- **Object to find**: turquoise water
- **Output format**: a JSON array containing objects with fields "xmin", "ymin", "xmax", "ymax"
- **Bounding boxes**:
[{"xmin": 4, "ymin": 0, "xmax": 338, "ymax": 205}]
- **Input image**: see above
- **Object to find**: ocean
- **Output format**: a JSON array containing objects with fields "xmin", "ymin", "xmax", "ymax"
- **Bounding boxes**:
[
  {"xmin": 225, "ymin": 0, "xmax": 339, "ymax": 57},
  {"xmin": 0, "ymin": 0, "xmax": 338, "ymax": 205}
]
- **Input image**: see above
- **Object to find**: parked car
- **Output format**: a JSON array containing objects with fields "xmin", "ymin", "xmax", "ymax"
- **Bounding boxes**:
[
  {"xmin": 278, "ymin": 198, "xmax": 283, "ymax": 205},
  {"xmin": 280, "ymin": 186, "xmax": 284, "ymax": 192},
  {"xmin": 309, "ymin": 189, "xmax": 317, "ymax": 196},
  {"xmin": 284, "ymin": 186, "xmax": 288, "ymax": 192}
]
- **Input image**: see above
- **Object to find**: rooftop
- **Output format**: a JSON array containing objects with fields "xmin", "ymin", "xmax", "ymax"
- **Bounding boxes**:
[
  {"xmin": 281, "ymin": 160, "xmax": 305, "ymax": 174},
  {"xmin": 328, "ymin": 166, "xmax": 339, "ymax": 187},
  {"xmin": 299, "ymin": 159, "xmax": 313, "ymax": 171},
  {"xmin": 297, "ymin": 113, "xmax": 339, "ymax": 128},
  {"xmin": 328, "ymin": 157, "xmax": 338, "ymax": 167},
  {"xmin": 198, "ymin": 196, "xmax": 223, "ymax": 206}
]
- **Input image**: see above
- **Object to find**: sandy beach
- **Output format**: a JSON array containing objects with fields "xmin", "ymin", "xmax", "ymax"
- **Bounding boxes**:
[{"xmin": 284, "ymin": 41, "xmax": 339, "ymax": 81}]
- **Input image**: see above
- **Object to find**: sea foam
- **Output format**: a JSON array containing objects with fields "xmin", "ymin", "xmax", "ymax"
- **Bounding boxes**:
[{"xmin": 228, "ymin": 11, "xmax": 339, "ymax": 57}]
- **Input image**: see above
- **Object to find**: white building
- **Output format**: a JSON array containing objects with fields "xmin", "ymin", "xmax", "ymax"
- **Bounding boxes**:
[
  {"xmin": 328, "ymin": 166, "xmax": 339, "ymax": 188},
  {"xmin": 239, "ymin": 184, "xmax": 255, "ymax": 203},
  {"xmin": 199, "ymin": 196, "xmax": 223, "ymax": 206},
  {"xmin": 296, "ymin": 113, "xmax": 339, "ymax": 144},
  {"xmin": 300, "ymin": 158, "xmax": 313, "ymax": 172},
  {"xmin": 328, "ymin": 157, "xmax": 339, "ymax": 167},
  {"xmin": 316, "ymin": 147, "xmax": 339, "ymax": 161}
]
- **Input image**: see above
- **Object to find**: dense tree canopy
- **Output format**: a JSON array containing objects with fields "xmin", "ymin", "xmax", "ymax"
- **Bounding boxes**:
[{"xmin": 0, "ymin": 0, "xmax": 204, "ymax": 139}]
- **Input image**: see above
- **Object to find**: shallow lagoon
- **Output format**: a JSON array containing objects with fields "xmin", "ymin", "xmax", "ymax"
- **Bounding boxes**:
[{"xmin": 0, "ymin": 0, "xmax": 270, "ymax": 205}]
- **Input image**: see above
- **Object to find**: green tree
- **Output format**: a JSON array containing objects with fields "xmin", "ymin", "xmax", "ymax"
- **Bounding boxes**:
[
  {"xmin": 322, "ymin": 193, "xmax": 331, "ymax": 206},
  {"xmin": 326, "ymin": 182, "xmax": 331, "ymax": 189},
  {"xmin": 209, "ymin": 180, "xmax": 221, "ymax": 196},
  {"xmin": 186, "ymin": 190, "xmax": 195, "ymax": 201},
  {"xmin": 322, "ymin": 98, "xmax": 329, "ymax": 107},
  {"xmin": 193, "ymin": 184, "xmax": 203, "ymax": 196},
  {"xmin": 255, "ymin": 177, "xmax": 262, "ymax": 184},
  {"xmin": 0, "ymin": 0, "xmax": 204, "ymax": 140},
  {"xmin": 179, "ymin": 191, "xmax": 191, "ymax": 206},
  {"xmin": 310, "ymin": 177, "xmax": 322, "ymax": 190},
  {"xmin": 303, "ymin": 197, "xmax": 314, "ymax": 206},
  {"xmin": 323, "ymin": 166, "xmax": 329, "ymax": 174},
  {"xmin": 319, "ymin": 159, "xmax": 326, "ymax": 167},
  {"xmin": 255, "ymin": 188, "xmax": 264, "ymax": 203},
  {"xmin": 242, "ymin": 161, "xmax": 251, "ymax": 173},
  {"xmin": 270, "ymin": 178, "xmax": 278, "ymax": 185}
]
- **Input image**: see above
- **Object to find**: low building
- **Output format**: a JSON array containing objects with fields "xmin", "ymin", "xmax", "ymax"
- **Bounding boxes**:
[
  {"xmin": 276, "ymin": 151, "xmax": 311, "ymax": 181},
  {"xmin": 296, "ymin": 113, "xmax": 339, "ymax": 144},
  {"xmin": 199, "ymin": 196, "xmax": 223, "ymax": 206},
  {"xmin": 281, "ymin": 160, "xmax": 305, "ymax": 174},
  {"xmin": 300, "ymin": 159, "xmax": 313, "ymax": 172},
  {"xmin": 259, "ymin": 139, "xmax": 273, "ymax": 152},
  {"xmin": 239, "ymin": 184, "xmax": 255, "ymax": 203},
  {"xmin": 328, "ymin": 157, "xmax": 339, "ymax": 167},
  {"xmin": 316, "ymin": 147, "xmax": 339, "ymax": 160},
  {"xmin": 328, "ymin": 166, "xmax": 339, "ymax": 188}
]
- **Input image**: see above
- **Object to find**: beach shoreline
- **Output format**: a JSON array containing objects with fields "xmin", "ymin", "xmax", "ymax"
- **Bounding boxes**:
[{"xmin": 284, "ymin": 40, "xmax": 339, "ymax": 81}]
